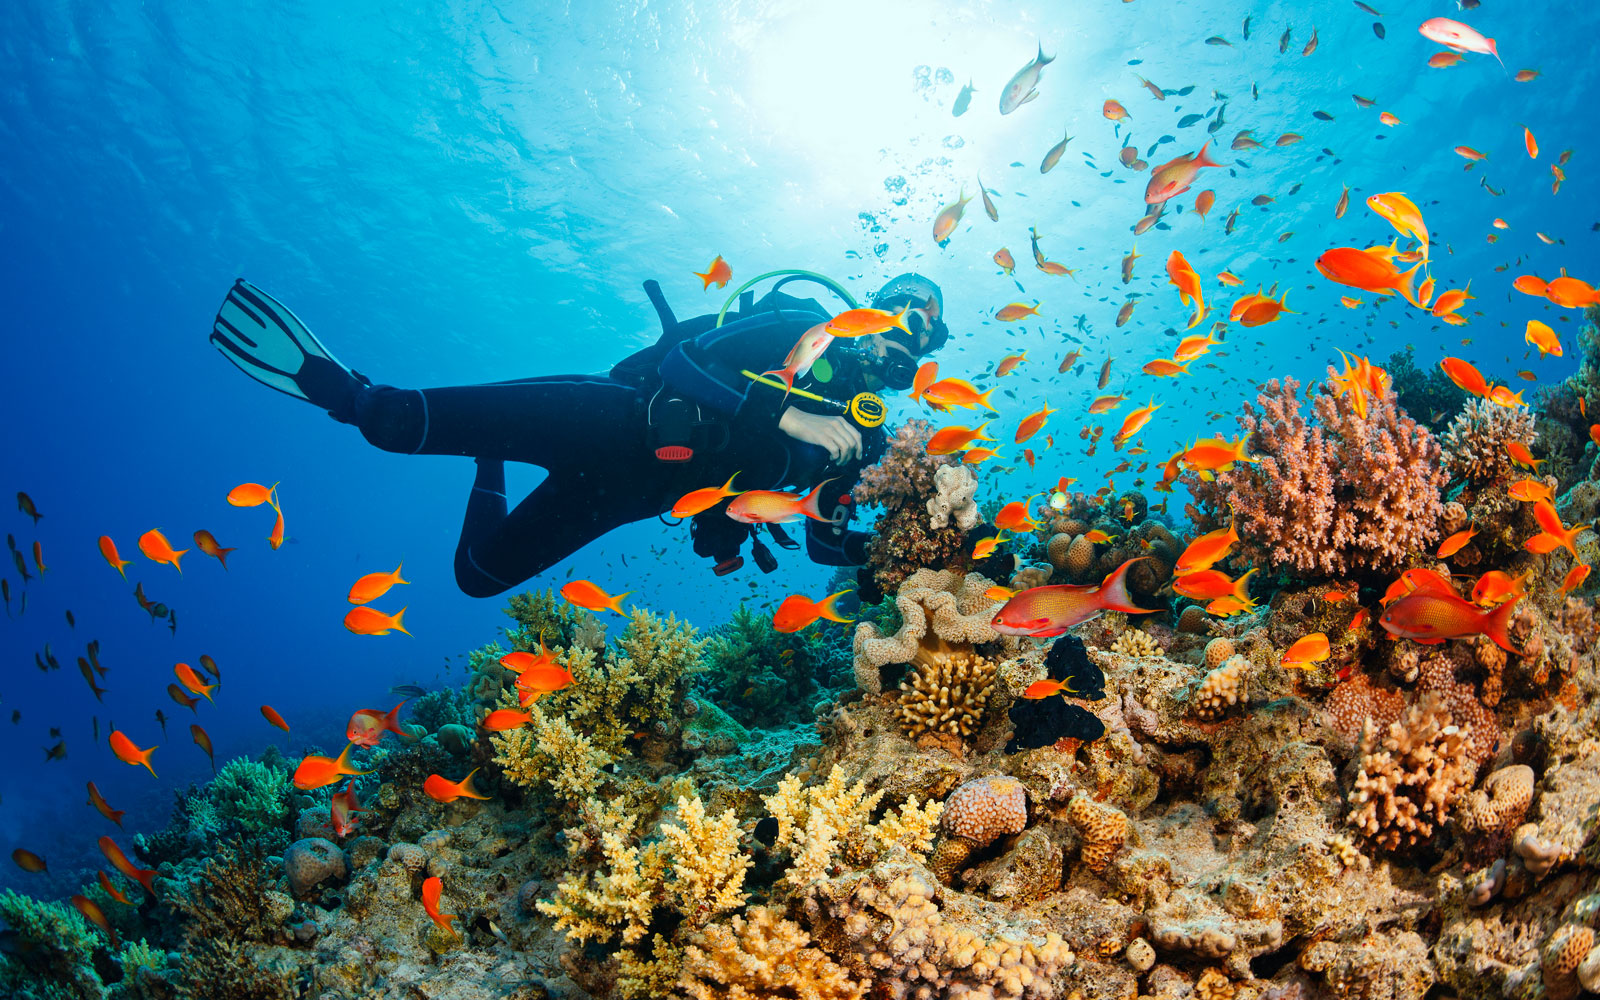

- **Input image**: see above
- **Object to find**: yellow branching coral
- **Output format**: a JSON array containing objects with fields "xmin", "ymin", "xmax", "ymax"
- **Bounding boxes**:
[
  {"xmin": 681, "ymin": 906, "xmax": 867, "ymax": 1000},
  {"xmin": 489, "ymin": 704, "xmax": 614, "ymax": 805},
  {"xmin": 542, "ymin": 610, "xmax": 708, "ymax": 755},
  {"xmin": 764, "ymin": 765, "xmax": 943, "ymax": 886},
  {"xmin": 537, "ymin": 827, "xmax": 667, "ymax": 945},
  {"xmin": 658, "ymin": 796, "xmax": 750, "ymax": 925},
  {"xmin": 617, "ymin": 933, "xmax": 685, "ymax": 1000}
]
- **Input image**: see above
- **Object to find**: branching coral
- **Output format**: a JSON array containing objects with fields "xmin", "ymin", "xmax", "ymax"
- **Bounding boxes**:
[
  {"xmin": 1190, "ymin": 655, "xmax": 1249, "ymax": 721},
  {"xmin": 680, "ymin": 906, "xmax": 867, "ymax": 1000},
  {"xmin": 0, "ymin": 889, "xmax": 104, "ymax": 1000},
  {"xmin": 1442, "ymin": 397, "xmax": 1538, "ymax": 487},
  {"xmin": 490, "ymin": 703, "xmax": 614, "ymax": 806},
  {"xmin": 1111, "ymin": 628, "xmax": 1162, "ymax": 658},
  {"xmin": 764, "ymin": 765, "xmax": 942, "ymax": 887},
  {"xmin": 1346, "ymin": 691, "xmax": 1477, "ymax": 852},
  {"xmin": 171, "ymin": 846, "xmax": 297, "ymax": 1000},
  {"xmin": 1186, "ymin": 375, "xmax": 1446, "ymax": 578},
  {"xmin": 851, "ymin": 569, "xmax": 1005, "ymax": 694},
  {"xmin": 854, "ymin": 420, "xmax": 968, "ymax": 594},
  {"xmin": 697, "ymin": 603, "xmax": 834, "ymax": 728},
  {"xmin": 895, "ymin": 648, "xmax": 998, "ymax": 740}
]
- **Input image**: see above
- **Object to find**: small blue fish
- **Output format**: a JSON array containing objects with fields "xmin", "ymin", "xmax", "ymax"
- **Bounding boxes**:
[
  {"xmin": 1177, "ymin": 114, "xmax": 1203, "ymax": 128},
  {"xmin": 952, "ymin": 80, "xmax": 976, "ymax": 117}
]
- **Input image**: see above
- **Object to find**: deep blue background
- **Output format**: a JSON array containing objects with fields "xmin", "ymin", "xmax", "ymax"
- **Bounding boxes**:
[{"xmin": 2, "ymin": 0, "xmax": 1595, "ymax": 895}]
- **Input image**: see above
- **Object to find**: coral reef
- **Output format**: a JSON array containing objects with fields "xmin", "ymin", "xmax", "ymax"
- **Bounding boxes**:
[
  {"xmin": 680, "ymin": 906, "xmax": 866, "ymax": 999},
  {"xmin": 1187, "ymin": 374, "xmax": 1447, "ymax": 578},
  {"xmin": 0, "ymin": 888, "xmax": 104, "ymax": 1000},
  {"xmin": 928, "ymin": 463, "xmax": 980, "ymax": 531},
  {"xmin": 895, "ymin": 648, "xmax": 998, "ymax": 740},
  {"xmin": 854, "ymin": 420, "xmax": 969, "ymax": 595},
  {"xmin": 851, "ymin": 568, "xmax": 1007, "ymax": 695},
  {"xmin": 697, "ymin": 603, "xmax": 840, "ymax": 728},
  {"xmin": 1346, "ymin": 691, "xmax": 1476, "ymax": 852},
  {"xmin": 1442, "ymin": 396, "xmax": 1539, "ymax": 487}
]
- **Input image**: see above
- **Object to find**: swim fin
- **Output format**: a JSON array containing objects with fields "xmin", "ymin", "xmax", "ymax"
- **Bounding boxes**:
[{"xmin": 211, "ymin": 279, "xmax": 368, "ymax": 418}]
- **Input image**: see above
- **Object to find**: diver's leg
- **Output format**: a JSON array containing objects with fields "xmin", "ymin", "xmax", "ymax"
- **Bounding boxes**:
[
  {"xmin": 453, "ymin": 464, "xmax": 658, "ymax": 598},
  {"xmin": 352, "ymin": 374, "xmax": 642, "ymax": 464}
]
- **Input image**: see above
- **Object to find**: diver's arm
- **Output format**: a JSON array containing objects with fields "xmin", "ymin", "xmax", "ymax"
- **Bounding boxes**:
[{"xmin": 658, "ymin": 321, "xmax": 795, "ymax": 424}]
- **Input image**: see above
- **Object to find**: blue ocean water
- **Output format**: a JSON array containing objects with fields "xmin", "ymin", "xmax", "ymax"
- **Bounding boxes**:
[{"xmin": 0, "ymin": 0, "xmax": 1595, "ymax": 895}]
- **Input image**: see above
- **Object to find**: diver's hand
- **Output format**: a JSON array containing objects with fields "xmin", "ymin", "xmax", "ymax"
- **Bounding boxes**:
[{"xmin": 779, "ymin": 408, "xmax": 862, "ymax": 464}]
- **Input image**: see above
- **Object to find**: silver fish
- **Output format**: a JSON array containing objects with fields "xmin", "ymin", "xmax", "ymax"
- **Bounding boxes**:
[
  {"xmin": 999, "ymin": 42, "xmax": 1054, "ymax": 115},
  {"xmin": 952, "ymin": 79, "xmax": 975, "ymax": 117}
]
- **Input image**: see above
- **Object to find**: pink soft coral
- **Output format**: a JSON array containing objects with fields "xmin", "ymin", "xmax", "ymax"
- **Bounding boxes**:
[{"xmin": 1187, "ymin": 375, "xmax": 1446, "ymax": 579}]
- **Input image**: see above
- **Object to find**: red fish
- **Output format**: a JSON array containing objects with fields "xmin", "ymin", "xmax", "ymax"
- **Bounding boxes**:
[
  {"xmin": 481, "ymin": 708, "xmax": 534, "ymax": 732},
  {"xmin": 347, "ymin": 701, "xmax": 416, "ymax": 746},
  {"xmin": 344, "ymin": 606, "xmax": 409, "ymax": 636},
  {"xmin": 1022, "ymin": 677, "xmax": 1082, "ymax": 699},
  {"xmin": 693, "ymin": 255, "xmax": 732, "ymax": 290},
  {"xmin": 424, "ymin": 768, "xmax": 491, "ymax": 803},
  {"xmin": 137, "ymin": 529, "xmax": 187, "ymax": 574},
  {"xmin": 1418, "ymin": 17, "xmax": 1502, "ymax": 66},
  {"xmin": 1174, "ymin": 567, "xmax": 1258, "ymax": 602},
  {"xmin": 762, "ymin": 322, "xmax": 835, "ymax": 398},
  {"xmin": 293, "ymin": 742, "xmax": 372, "ymax": 791},
  {"xmin": 772, "ymin": 589, "xmax": 853, "ymax": 633},
  {"xmin": 1379, "ymin": 591, "xmax": 1519, "ymax": 652},
  {"xmin": 330, "ymin": 781, "xmax": 367, "ymax": 838},
  {"xmin": 1015, "ymin": 403, "xmax": 1057, "ymax": 443},
  {"xmin": 97, "ymin": 871, "xmax": 131, "ymax": 905},
  {"xmin": 87, "ymin": 781, "xmax": 125, "ymax": 827},
  {"xmin": 1281, "ymin": 632, "xmax": 1331, "ymax": 669},
  {"xmin": 192, "ymin": 530, "xmax": 237, "ymax": 570},
  {"xmin": 671, "ymin": 473, "xmax": 744, "ymax": 518},
  {"xmin": 1175, "ymin": 520, "xmax": 1239, "ymax": 575},
  {"xmin": 1439, "ymin": 357, "xmax": 1491, "ymax": 398},
  {"xmin": 1526, "ymin": 500, "xmax": 1590, "ymax": 556},
  {"xmin": 109, "ymin": 730, "xmax": 158, "ymax": 778},
  {"xmin": 98, "ymin": 836, "xmax": 156, "ymax": 895},
  {"xmin": 348, "ymin": 564, "xmax": 409, "ymax": 605},
  {"xmin": 191, "ymin": 724, "xmax": 215, "ymax": 774},
  {"xmin": 991, "ymin": 558, "xmax": 1158, "ymax": 637},
  {"xmin": 71, "ymin": 895, "xmax": 116, "ymax": 945},
  {"xmin": 421, "ymin": 875, "xmax": 457, "ymax": 939},
  {"xmin": 98, "ymin": 536, "xmax": 132, "ymax": 579},
  {"xmin": 167, "ymin": 683, "xmax": 201, "ymax": 712},
  {"xmin": 174, "ymin": 662, "xmax": 216, "ymax": 702},
  {"xmin": 227, "ymin": 482, "xmax": 278, "ymax": 507},
  {"xmin": 261, "ymin": 704, "xmax": 291, "ymax": 732},
  {"xmin": 1145, "ymin": 142, "xmax": 1224, "ymax": 205},
  {"xmin": 11, "ymin": 848, "xmax": 46, "ymax": 873}
]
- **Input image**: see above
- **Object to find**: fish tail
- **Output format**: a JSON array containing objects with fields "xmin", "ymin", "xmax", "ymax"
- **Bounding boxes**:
[
  {"xmin": 392, "ymin": 607, "xmax": 410, "ymax": 636},
  {"xmin": 720, "ymin": 471, "xmax": 742, "ymax": 496},
  {"xmin": 607, "ymin": 591, "xmax": 633, "ymax": 616},
  {"xmin": 393, "ymin": 563, "xmax": 409, "ymax": 586},
  {"xmin": 132, "ymin": 867, "xmax": 156, "ymax": 895},
  {"xmin": 140, "ymin": 751, "xmax": 158, "ymax": 780},
  {"xmin": 1232, "ymin": 567, "xmax": 1259, "ymax": 604},
  {"xmin": 462, "ymin": 767, "xmax": 491, "ymax": 800},
  {"xmin": 1096, "ymin": 557, "xmax": 1160, "ymax": 614},
  {"xmin": 217, "ymin": 548, "xmax": 236, "ymax": 571},
  {"xmin": 115, "ymin": 560, "xmax": 129, "ymax": 580},
  {"xmin": 1483, "ymin": 596, "xmax": 1520, "ymax": 654},
  {"xmin": 1194, "ymin": 140, "xmax": 1223, "ymax": 169},
  {"xmin": 978, "ymin": 388, "xmax": 998, "ymax": 413},
  {"xmin": 816, "ymin": 589, "xmax": 856, "ymax": 624},
  {"xmin": 693, "ymin": 268, "xmax": 713, "ymax": 289},
  {"xmin": 799, "ymin": 478, "xmax": 839, "ymax": 523},
  {"xmin": 973, "ymin": 420, "xmax": 995, "ymax": 442},
  {"xmin": 759, "ymin": 367, "xmax": 796, "ymax": 401},
  {"xmin": 1396, "ymin": 262, "xmax": 1426, "ymax": 309}
]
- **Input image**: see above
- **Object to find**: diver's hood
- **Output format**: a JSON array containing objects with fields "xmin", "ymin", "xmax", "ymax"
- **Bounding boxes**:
[{"xmin": 871, "ymin": 272, "xmax": 944, "ymax": 318}]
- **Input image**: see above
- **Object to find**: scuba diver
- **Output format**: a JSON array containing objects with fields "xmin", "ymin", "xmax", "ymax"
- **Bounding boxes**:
[{"xmin": 209, "ymin": 271, "xmax": 950, "ymax": 597}]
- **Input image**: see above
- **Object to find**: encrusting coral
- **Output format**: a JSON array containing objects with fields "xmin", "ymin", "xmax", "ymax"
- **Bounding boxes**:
[
  {"xmin": 929, "ymin": 774, "xmax": 1028, "ymax": 883},
  {"xmin": 1065, "ymin": 792, "xmax": 1129, "ymax": 873},
  {"xmin": 1187, "ymin": 374, "xmax": 1447, "ymax": 578}
]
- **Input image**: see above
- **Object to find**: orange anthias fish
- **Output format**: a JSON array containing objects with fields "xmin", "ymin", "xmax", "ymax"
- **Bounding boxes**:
[
  {"xmin": 191, "ymin": 723, "xmax": 215, "ymax": 774},
  {"xmin": 932, "ymin": 188, "xmax": 974, "ymax": 245},
  {"xmin": 671, "ymin": 473, "xmax": 744, "ymax": 519},
  {"xmin": 995, "ymin": 352, "xmax": 1028, "ymax": 377},
  {"xmin": 1143, "ymin": 358, "xmax": 1190, "ymax": 377},
  {"xmin": 1439, "ymin": 357, "xmax": 1491, "ymax": 397},
  {"xmin": 693, "ymin": 255, "xmax": 732, "ymax": 290},
  {"xmin": 1437, "ymin": 525, "xmax": 1478, "ymax": 558},
  {"xmin": 911, "ymin": 362, "xmax": 940, "ymax": 405},
  {"xmin": 1380, "ymin": 590, "xmax": 1519, "ymax": 652},
  {"xmin": 96, "ymin": 871, "xmax": 130, "ymax": 905},
  {"xmin": 1526, "ymin": 500, "xmax": 1591, "ymax": 556},
  {"xmin": 1181, "ymin": 437, "xmax": 1257, "ymax": 473},
  {"xmin": 1112, "ymin": 399, "xmax": 1161, "ymax": 449},
  {"xmin": 1216, "ymin": 271, "xmax": 1243, "ymax": 287},
  {"xmin": 98, "ymin": 536, "xmax": 132, "ymax": 579},
  {"xmin": 1195, "ymin": 189, "xmax": 1215, "ymax": 223},
  {"xmin": 1525, "ymin": 320, "xmax": 1562, "ymax": 357},
  {"xmin": 1366, "ymin": 192, "xmax": 1429, "ymax": 262},
  {"xmin": 1281, "ymin": 632, "xmax": 1331, "ymax": 669},
  {"xmin": 174, "ymin": 662, "xmax": 216, "ymax": 702},
  {"xmin": 993, "ymin": 499, "xmax": 1042, "ymax": 534},
  {"xmin": 1173, "ymin": 334, "xmax": 1220, "ymax": 363},
  {"xmin": 109, "ymin": 731, "xmax": 157, "ymax": 778},
  {"xmin": 1166, "ymin": 250, "xmax": 1208, "ymax": 328},
  {"xmin": 725, "ymin": 481, "xmax": 834, "ymax": 525},
  {"xmin": 922, "ymin": 378, "xmax": 998, "ymax": 412},
  {"xmin": 993, "ymin": 248, "xmax": 1016, "ymax": 275},
  {"xmin": 1145, "ymin": 142, "xmax": 1224, "ymax": 205},
  {"xmin": 762, "ymin": 322, "xmax": 835, "ymax": 397},
  {"xmin": 1471, "ymin": 569, "xmax": 1531, "ymax": 607},
  {"xmin": 1560, "ymin": 563, "xmax": 1592, "ymax": 595},
  {"xmin": 984, "ymin": 586, "xmax": 1016, "ymax": 602},
  {"xmin": 1488, "ymin": 386, "xmax": 1525, "ymax": 409},
  {"xmin": 1315, "ymin": 247, "xmax": 1425, "ymax": 307},
  {"xmin": 1228, "ymin": 289, "xmax": 1294, "ymax": 327},
  {"xmin": 1508, "ymin": 479, "xmax": 1553, "ymax": 503},
  {"xmin": 1103, "ymin": 99, "xmax": 1130, "ymax": 121},
  {"xmin": 227, "ymin": 481, "xmax": 278, "ymax": 507},
  {"xmin": 192, "ymin": 530, "xmax": 237, "ymax": 570},
  {"xmin": 1174, "ymin": 567, "xmax": 1258, "ymax": 603},
  {"xmin": 1058, "ymin": 349, "xmax": 1082, "ymax": 373},
  {"xmin": 87, "ymin": 781, "xmax": 125, "ymax": 827},
  {"xmin": 12, "ymin": 848, "xmax": 46, "ymax": 873},
  {"xmin": 926, "ymin": 422, "xmax": 995, "ymax": 456},
  {"xmin": 514, "ymin": 660, "xmax": 575, "ymax": 705},
  {"xmin": 421, "ymin": 875, "xmax": 458, "ymax": 939},
  {"xmin": 71, "ymin": 893, "xmax": 117, "ymax": 944},
  {"xmin": 293, "ymin": 742, "xmax": 372, "ymax": 791},
  {"xmin": 773, "ymin": 589, "xmax": 854, "ymax": 633},
  {"xmin": 481, "ymin": 708, "xmax": 534, "ymax": 732},
  {"xmin": 166, "ymin": 684, "xmax": 200, "ymax": 712},
  {"xmin": 348, "ymin": 564, "xmax": 410, "ymax": 605},
  {"xmin": 98, "ymin": 836, "xmax": 156, "ymax": 896},
  {"xmin": 995, "ymin": 302, "xmax": 1042, "ymax": 322},
  {"xmin": 330, "ymin": 781, "xmax": 367, "ymax": 838},
  {"xmin": 963, "ymin": 448, "xmax": 1002, "ymax": 466},
  {"xmin": 1523, "ymin": 126, "xmax": 1538, "ymax": 159},
  {"xmin": 1015, "ymin": 403, "xmax": 1057, "ymax": 443},
  {"xmin": 137, "ymin": 529, "xmax": 187, "ymax": 574},
  {"xmin": 1022, "ymin": 676, "xmax": 1081, "ymax": 699},
  {"xmin": 348, "ymin": 701, "xmax": 416, "ymax": 746},
  {"xmin": 563, "ymin": 580, "xmax": 633, "ymax": 614},
  {"xmin": 991, "ymin": 558, "xmax": 1158, "ymax": 637},
  {"xmin": 344, "ymin": 606, "xmax": 410, "ymax": 636},
  {"xmin": 268, "ymin": 503, "xmax": 287, "ymax": 550},
  {"xmin": 424, "ymin": 768, "xmax": 491, "ymax": 803},
  {"xmin": 261, "ymin": 704, "xmax": 291, "ymax": 733}
]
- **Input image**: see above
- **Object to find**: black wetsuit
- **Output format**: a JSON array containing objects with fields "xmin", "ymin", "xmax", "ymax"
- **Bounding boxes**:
[{"xmin": 348, "ymin": 289, "xmax": 885, "ymax": 597}]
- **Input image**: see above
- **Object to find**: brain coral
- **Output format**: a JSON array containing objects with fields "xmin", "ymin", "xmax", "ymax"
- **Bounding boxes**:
[
  {"xmin": 1187, "ymin": 374, "xmax": 1446, "ymax": 579},
  {"xmin": 851, "ymin": 569, "xmax": 1005, "ymax": 695}
]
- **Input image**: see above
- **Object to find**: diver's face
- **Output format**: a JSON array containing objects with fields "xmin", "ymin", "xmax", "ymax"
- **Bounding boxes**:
[{"xmin": 867, "ymin": 306, "xmax": 935, "ymax": 358}]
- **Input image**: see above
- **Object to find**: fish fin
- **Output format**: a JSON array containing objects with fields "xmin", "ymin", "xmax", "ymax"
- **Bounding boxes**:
[
  {"xmin": 1483, "ymin": 597, "xmax": 1521, "ymax": 653},
  {"xmin": 759, "ymin": 367, "xmax": 795, "ymax": 401},
  {"xmin": 720, "ymin": 471, "xmax": 741, "ymax": 496},
  {"xmin": 1036, "ymin": 42, "xmax": 1054, "ymax": 66},
  {"xmin": 391, "ymin": 607, "xmax": 410, "ymax": 635},
  {"xmin": 1232, "ymin": 567, "xmax": 1259, "ymax": 604},
  {"xmin": 1193, "ymin": 140, "xmax": 1223, "ymax": 169},
  {"xmin": 393, "ymin": 563, "xmax": 409, "ymax": 586},
  {"xmin": 817, "ymin": 589, "xmax": 856, "ymax": 624},
  {"xmin": 1018, "ymin": 88, "xmax": 1040, "ymax": 107},
  {"xmin": 799, "ymin": 479, "xmax": 839, "ymax": 523},
  {"xmin": 1396, "ymin": 262, "xmax": 1426, "ymax": 309},
  {"xmin": 607, "ymin": 591, "xmax": 633, "ymax": 616},
  {"xmin": 1097, "ymin": 557, "xmax": 1161, "ymax": 614},
  {"xmin": 978, "ymin": 388, "xmax": 998, "ymax": 412}
]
